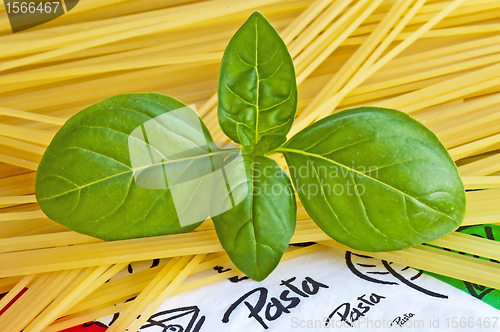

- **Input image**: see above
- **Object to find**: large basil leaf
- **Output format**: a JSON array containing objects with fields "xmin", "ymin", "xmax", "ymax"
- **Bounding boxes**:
[
  {"xmin": 278, "ymin": 107, "xmax": 466, "ymax": 252},
  {"xmin": 211, "ymin": 154, "xmax": 296, "ymax": 281},
  {"xmin": 218, "ymin": 11, "xmax": 297, "ymax": 154},
  {"xmin": 35, "ymin": 93, "xmax": 225, "ymax": 241}
]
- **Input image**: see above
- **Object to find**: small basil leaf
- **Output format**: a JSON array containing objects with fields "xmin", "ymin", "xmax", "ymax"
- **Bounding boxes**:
[
  {"xmin": 218, "ymin": 11, "xmax": 297, "ymax": 155},
  {"xmin": 211, "ymin": 154, "xmax": 296, "ymax": 281},
  {"xmin": 35, "ymin": 93, "xmax": 218, "ymax": 241},
  {"xmin": 279, "ymin": 107, "xmax": 466, "ymax": 252}
]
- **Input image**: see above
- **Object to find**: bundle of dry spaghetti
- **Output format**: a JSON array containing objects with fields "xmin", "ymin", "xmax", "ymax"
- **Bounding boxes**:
[{"xmin": 0, "ymin": 0, "xmax": 500, "ymax": 330}]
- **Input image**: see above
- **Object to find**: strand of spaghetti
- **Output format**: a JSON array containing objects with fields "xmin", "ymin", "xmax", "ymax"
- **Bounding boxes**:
[
  {"xmin": 0, "ymin": 227, "xmax": 330, "ymax": 278},
  {"xmin": 0, "ymin": 231, "xmax": 100, "ymax": 254},
  {"xmin": 467, "ymin": 201, "xmax": 500, "ymax": 212},
  {"xmin": 0, "ymin": 218, "xmax": 313, "ymax": 254},
  {"xmin": 449, "ymin": 133, "xmax": 500, "ymax": 161},
  {"xmin": 1, "ymin": 221, "xmax": 317, "ymax": 263},
  {"xmin": 382, "ymin": 62, "xmax": 500, "ymax": 112},
  {"xmin": 294, "ymin": 0, "xmax": 370, "ymax": 74},
  {"xmin": 0, "ymin": 275, "xmax": 35, "ymax": 293},
  {"xmin": 0, "ymin": 53, "xmax": 222, "ymax": 86},
  {"xmin": 398, "ymin": 23, "xmax": 500, "ymax": 40},
  {"xmin": 410, "ymin": 1, "xmax": 500, "ymax": 28},
  {"xmin": 282, "ymin": 0, "xmax": 333, "ymax": 44},
  {"xmin": 431, "ymin": 6, "xmax": 500, "ymax": 30},
  {"xmin": 463, "ymin": 215, "xmax": 500, "ymax": 226},
  {"xmin": 198, "ymin": 94, "xmax": 218, "ymax": 119},
  {"xmin": 403, "ymin": 77, "xmax": 500, "ymax": 115},
  {"xmin": 1, "ymin": 270, "xmax": 70, "ymax": 331},
  {"xmin": 0, "ymin": 137, "xmax": 46, "ymax": 156},
  {"xmin": 0, "ymin": 107, "xmax": 66, "ymax": 126},
  {"xmin": 2, "ymin": 0, "xmax": 306, "ymax": 45},
  {"xmin": 423, "ymin": 102, "xmax": 498, "ymax": 134},
  {"xmin": 320, "ymin": 241, "xmax": 500, "ymax": 289},
  {"xmin": 462, "ymin": 177, "xmax": 500, "ymax": 190},
  {"xmin": 0, "ymin": 0, "xmax": 265, "ymax": 59},
  {"xmin": 418, "ymin": 92, "xmax": 500, "ymax": 125},
  {"xmin": 288, "ymin": 0, "xmax": 354, "ymax": 58},
  {"xmin": 25, "ymin": 263, "xmax": 128, "ymax": 332},
  {"xmin": 459, "ymin": 154, "xmax": 500, "ymax": 177},
  {"xmin": 127, "ymin": 254, "xmax": 206, "ymax": 332},
  {"xmin": 0, "ymin": 154, "xmax": 38, "ymax": 171},
  {"xmin": 8, "ymin": 268, "xmax": 83, "ymax": 332},
  {"xmin": 0, "ymin": 0, "xmax": 283, "ymax": 73},
  {"xmin": 297, "ymin": 0, "xmax": 384, "ymax": 84},
  {"xmin": 0, "ymin": 272, "xmax": 51, "ymax": 328},
  {"xmin": 297, "ymin": 0, "xmax": 411, "ymax": 121},
  {"xmin": 43, "ymin": 302, "xmax": 131, "ymax": 332},
  {"xmin": 0, "ymin": 210, "xmax": 47, "ymax": 222},
  {"xmin": 1, "ymin": 219, "xmax": 68, "ymax": 240},
  {"xmin": 466, "ymin": 188, "xmax": 500, "ymax": 202},
  {"xmin": 107, "ymin": 256, "xmax": 190, "ymax": 332},
  {"xmin": 312, "ymin": 0, "xmax": 500, "ymax": 46},
  {"xmin": 0, "ymin": 124, "xmax": 53, "ymax": 145},
  {"xmin": 0, "ymin": 272, "xmax": 51, "ymax": 327},
  {"xmin": 64, "ymin": 256, "xmax": 226, "ymax": 317},
  {"xmin": 0, "ymin": 15, "xmax": 295, "ymax": 92},
  {"xmin": 37, "ymin": 266, "xmax": 99, "ymax": 318},
  {"xmin": 0, "ymin": 214, "xmax": 497, "ymax": 277},
  {"xmin": 291, "ymin": 0, "xmax": 427, "ymax": 133},
  {"xmin": 66, "ymin": 256, "xmax": 227, "ymax": 317},
  {"xmin": 338, "ymin": 72, "xmax": 462, "ymax": 108},
  {"xmin": 381, "ymin": 35, "xmax": 500, "ymax": 75},
  {"xmin": 0, "ymin": 62, "xmax": 219, "ymax": 112},
  {"xmin": 0, "ymin": 142, "xmax": 43, "ymax": 161},
  {"xmin": 439, "ymin": 108, "xmax": 500, "ymax": 140},
  {"xmin": 0, "ymin": 274, "xmax": 34, "ymax": 312},
  {"xmin": 465, "ymin": 208, "xmax": 500, "ymax": 217},
  {"xmin": 19, "ymin": 4, "xmax": 303, "ymax": 65},
  {"xmin": 352, "ymin": 53, "xmax": 500, "ymax": 100},
  {"xmin": 443, "ymin": 121, "xmax": 500, "ymax": 149},
  {"xmin": 0, "ymin": 173, "xmax": 36, "ymax": 196},
  {"xmin": 292, "ymin": 0, "xmax": 467, "ymax": 134},
  {"xmin": 0, "ymin": 43, "xmax": 225, "ymax": 94}
]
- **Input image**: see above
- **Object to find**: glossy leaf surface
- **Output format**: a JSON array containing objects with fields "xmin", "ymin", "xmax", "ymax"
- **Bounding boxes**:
[
  {"xmin": 279, "ymin": 107, "xmax": 466, "ymax": 252},
  {"xmin": 35, "ymin": 93, "xmax": 222, "ymax": 241},
  {"xmin": 218, "ymin": 11, "xmax": 297, "ymax": 154},
  {"xmin": 212, "ymin": 154, "xmax": 296, "ymax": 281}
]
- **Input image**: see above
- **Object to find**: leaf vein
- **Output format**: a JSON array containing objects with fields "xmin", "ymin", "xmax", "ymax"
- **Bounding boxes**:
[{"xmin": 281, "ymin": 148, "xmax": 456, "ymax": 221}]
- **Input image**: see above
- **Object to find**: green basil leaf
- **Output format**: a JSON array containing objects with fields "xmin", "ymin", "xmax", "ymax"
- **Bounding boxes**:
[
  {"xmin": 35, "ymin": 93, "xmax": 222, "ymax": 241},
  {"xmin": 218, "ymin": 11, "xmax": 297, "ymax": 155},
  {"xmin": 278, "ymin": 107, "xmax": 466, "ymax": 252},
  {"xmin": 212, "ymin": 154, "xmax": 296, "ymax": 281}
]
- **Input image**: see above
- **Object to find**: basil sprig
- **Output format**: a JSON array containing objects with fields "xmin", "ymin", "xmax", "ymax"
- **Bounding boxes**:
[{"xmin": 35, "ymin": 12, "xmax": 465, "ymax": 281}]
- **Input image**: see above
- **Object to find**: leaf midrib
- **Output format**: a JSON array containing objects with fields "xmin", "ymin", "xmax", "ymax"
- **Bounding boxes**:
[
  {"xmin": 277, "ymin": 147, "xmax": 456, "ymax": 221},
  {"xmin": 38, "ymin": 149, "xmax": 239, "ymax": 201}
]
